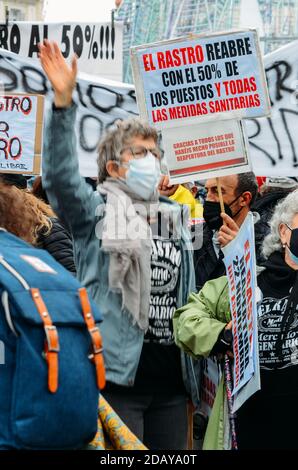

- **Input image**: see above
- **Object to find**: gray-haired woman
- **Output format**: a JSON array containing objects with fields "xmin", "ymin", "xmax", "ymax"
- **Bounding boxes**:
[
  {"xmin": 174, "ymin": 189, "xmax": 298, "ymax": 449},
  {"xmin": 39, "ymin": 40, "xmax": 196, "ymax": 450}
]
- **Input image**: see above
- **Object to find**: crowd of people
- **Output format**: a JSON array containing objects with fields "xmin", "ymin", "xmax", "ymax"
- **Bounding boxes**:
[{"xmin": 0, "ymin": 39, "xmax": 298, "ymax": 450}]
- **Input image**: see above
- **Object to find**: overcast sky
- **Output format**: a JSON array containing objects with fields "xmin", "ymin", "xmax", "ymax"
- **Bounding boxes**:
[{"xmin": 44, "ymin": 0, "xmax": 115, "ymax": 22}]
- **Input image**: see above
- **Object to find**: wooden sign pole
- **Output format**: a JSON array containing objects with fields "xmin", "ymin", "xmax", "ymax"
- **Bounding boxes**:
[{"xmin": 217, "ymin": 177, "xmax": 225, "ymax": 214}]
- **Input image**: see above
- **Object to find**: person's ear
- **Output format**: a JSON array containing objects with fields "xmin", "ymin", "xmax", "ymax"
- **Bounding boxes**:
[
  {"xmin": 106, "ymin": 160, "xmax": 120, "ymax": 178},
  {"xmin": 279, "ymin": 223, "xmax": 288, "ymax": 245},
  {"xmin": 240, "ymin": 191, "xmax": 252, "ymax": 207}
]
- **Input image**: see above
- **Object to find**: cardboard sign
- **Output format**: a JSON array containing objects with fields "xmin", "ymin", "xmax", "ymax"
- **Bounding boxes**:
[
  {"xmin": 0, "ymin": 21, "xmax": 123, "ymax": 81},
  {"xmin": 0, "ymin": 93, "xmax": 44, "ymax": 175},
  {"xmin": 162, "ymin": 119, "xmax": 251, "ymax": 184},
  {"xmin": 222, "ymin": 213, "xmax": 260, "ymax": 411},
  {"xmin": 131, "ymin": 29, "xmax": 270, "ymax": 129}
]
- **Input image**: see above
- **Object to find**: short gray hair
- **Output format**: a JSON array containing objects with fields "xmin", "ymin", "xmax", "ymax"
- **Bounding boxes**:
[
  {"xmin": 262, "ymin": 189, "xmax": 298, "ymax": 258},
  {"xmin": 97, "ymin": 118, "xmax": 158, "ymax": 183}
]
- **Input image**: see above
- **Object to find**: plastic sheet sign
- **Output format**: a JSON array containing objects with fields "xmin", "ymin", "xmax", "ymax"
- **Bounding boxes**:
[
  {"xmin": 222, "ymin": 213, "xmax": 260, "ymax": 412},
  {"xmin": 200, "ymin": 358, "xmax": 222, "ymax": 418},
  {"xmin": 131, "ymin": 29, "xmax": 270, "ymax": 129},
  {"xmin": 0, "ymin": 22, "xmax": 123, "ymax": 81},
  {"xmin": 0, "ymin": 93, "xmax": 44, "ymax": 175},
  {"xmin": 162, "ymin": 119, "xmax": 251, "ymax": 184}
]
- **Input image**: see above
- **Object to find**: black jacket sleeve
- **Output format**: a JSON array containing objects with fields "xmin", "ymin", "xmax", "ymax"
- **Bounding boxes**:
[{"xmin": 38, "ymin": 218, "xmax": 77, "ymax": 275}]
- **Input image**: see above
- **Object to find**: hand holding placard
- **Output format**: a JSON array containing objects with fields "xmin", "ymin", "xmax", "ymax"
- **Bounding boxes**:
[
  {"xmin": 158, "ymin": 175, "xmax": 179, "ymax": 197},
  {"xmin": 218, "ymin": 213, "xmax": 240, "ymax": 247}
]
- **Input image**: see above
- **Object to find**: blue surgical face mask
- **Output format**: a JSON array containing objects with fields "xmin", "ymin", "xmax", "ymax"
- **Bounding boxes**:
[
  {"xmin": 124, "ymin": 152, "xmax": 161, "ymax": 200},
  {"xmin": 288, "ymin": 250, "xmax": 298, "ymax": 266}
]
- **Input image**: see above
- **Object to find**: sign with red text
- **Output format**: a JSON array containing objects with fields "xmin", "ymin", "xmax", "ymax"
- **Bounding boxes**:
[
  {"xmin": 0, "ymin": 22, "xmax": 123, "ymax": 81},
  {"xmin": 131, "ymin": 29, "xmax": 270, "ymax": 129},
  {"xmin": 200, "ymin": 357, "xmax": 222, "ymax": 418},
  {"xmin": 222, "ymin": 213, "xmax": 260, "ymax": 411},
  {"xmin": 162, "ymin": 119, "xmax": 251, "ymax": 184},
  {"xmin": 0, "ymin": 93, "xmax": 44, "ymax": 174}
]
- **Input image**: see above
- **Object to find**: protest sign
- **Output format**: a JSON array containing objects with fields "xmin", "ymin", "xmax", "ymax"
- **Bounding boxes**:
[
  {"xmin": 200, "ymin": 357, "xmax": 222, "ymax": 418},
  {"xmin": 162, "ymin": 119, "xmax": 251, "ymax": 184},
  {"xmin": 222, "ymin": 212, "xmax": 260, "ymax": 411},
  {"xmin": 0, "ymin": 92, "xmax": 44, "ymax": 174},
  {"xmin": 247, "ymin": 40, "xmax": 298, "ymax": 176},
  {"xmin": 0, "ymin": 48, "xmax": 136, "ymax": 176},
  {"xmin": 131, "ymin": 29, "xmax": 270, "ymax": 129},
  {"xmin": 0, "ymin": 22, "xmax": 123, "ymax": 81}
]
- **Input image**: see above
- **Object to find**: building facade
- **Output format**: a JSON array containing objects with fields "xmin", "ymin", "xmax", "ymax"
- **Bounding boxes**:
[
  {"xmin": 0, "ymin": 0, "xmax": 45, "ymax": 22},
  {"xmin": 117, "ymin": 0, "xmax": 298, "ymax": 82}
]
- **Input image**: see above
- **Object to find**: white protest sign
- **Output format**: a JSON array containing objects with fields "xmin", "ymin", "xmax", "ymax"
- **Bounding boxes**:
[
  {"xmin": 247, "ymin": 40, "xmax": 298, "ymax": 176},
  {"xmin": 222, "ymin": 212, "xmax": 260, "ymax": 409},
  {"xmin": 0, "ymin": 93, "xmax": 44, "ymax": 174},
  {"xmin": 131, "ymin": 29, "xmax": 270, "ymax": 129},
  {"xmin": 0, "ymin": 48, "xmax": 136, "ymax": 176},
  {"xmin": 0, "ymin": 22, "xmax": 123, "ymax": 81},
  {"xmin": 162, "ymin": 119, "xmax": 251, "ymax": 184}
]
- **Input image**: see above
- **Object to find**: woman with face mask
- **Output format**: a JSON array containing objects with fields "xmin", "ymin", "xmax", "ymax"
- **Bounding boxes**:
[
  {"xmin": 39, "ymin": 41, "xmax": 195, "ymax": 450},
  {"xmin": 174, "ymin": 189, "xmax": 298, "ymax": 449}
]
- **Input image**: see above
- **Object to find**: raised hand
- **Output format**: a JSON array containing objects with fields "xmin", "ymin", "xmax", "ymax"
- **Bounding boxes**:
[{"xmin": 38, "ymin": 40, "xmax": 77, "ymax": 108}]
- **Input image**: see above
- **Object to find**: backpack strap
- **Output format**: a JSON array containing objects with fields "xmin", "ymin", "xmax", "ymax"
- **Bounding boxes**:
[
  {"xmin": 78, "ymin": 288, "xmax": 106, "ymax": 390},
  {"xmin": 31, "ymin": 288, "xmax": 60, "ymax": 393}
]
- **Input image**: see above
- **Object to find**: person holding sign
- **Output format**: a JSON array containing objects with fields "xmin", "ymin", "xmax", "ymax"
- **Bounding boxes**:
[
  {"xmin": 173, "ymin": 189, "xmax": 298, "ymax": 449},
  {"xmin": 39, "ymin": 40, "xmax": 195, "ymax": 450},
  {"xmin": 194, "ymin": 173, "xmax": 258, "ymax": 291}
]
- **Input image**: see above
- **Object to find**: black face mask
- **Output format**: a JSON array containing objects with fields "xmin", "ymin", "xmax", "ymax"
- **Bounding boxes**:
[
  {"xmin": 203, "ymin": 195, "xmax": 242, "ymax": 231},
  {"xmin": 288, "ymin": 225, "xmax": 298, "ymax": 258}
]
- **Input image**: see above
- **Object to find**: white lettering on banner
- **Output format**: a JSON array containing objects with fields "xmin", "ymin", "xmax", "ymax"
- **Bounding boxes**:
[
  {"xmin": 0, "ymin": 22, "xmax": 123, "ymax": 81},
  {"xmin": 246, "ymin": 40, "xmax": 298, "ymax": 176},
  {"xmin": 3, "ymin": 40, "xmax": 296, "ymax": 178},
  {"xmin": 0, "ymin": 48, "xmax": 137, "ymax": 176}
]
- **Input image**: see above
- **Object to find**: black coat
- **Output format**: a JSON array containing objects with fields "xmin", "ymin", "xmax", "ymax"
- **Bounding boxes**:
[
  {"xmin": 37, "ymin": 218, "xmax": 76, "ymax": 275},
  {"xmin": 192, "ymin": 223, "xmax": 225, "ymax": 292},
  {"xmin": 193, "ymin": 207, "xmax": 276, "ymax": 292}
]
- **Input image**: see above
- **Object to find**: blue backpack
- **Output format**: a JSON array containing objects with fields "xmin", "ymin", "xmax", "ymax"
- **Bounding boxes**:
[{"xmin": 0, "ymin": 230, "xmax": 105, "ymax": 449}]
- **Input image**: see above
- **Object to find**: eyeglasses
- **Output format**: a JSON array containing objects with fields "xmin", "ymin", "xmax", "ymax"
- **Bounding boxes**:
[
  {"xmin": 120, "ymin": 146, "xmax": 161, "ymax": 160},
  {"xmin": 286, "ymin": 224, "xmax": 293, "ymax": 231}
]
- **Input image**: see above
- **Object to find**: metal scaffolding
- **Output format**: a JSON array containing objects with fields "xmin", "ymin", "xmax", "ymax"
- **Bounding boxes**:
[
  {"xmin": 117, "ymin": 0, "xmax": 298, "ymax": 83},
  {"xmin": 258, "ymin": 0, "xmax": 298, "ymax": 53},
  {"xmin": 117, "ymin": 0, "xmax": 240, "ymax": 82}
]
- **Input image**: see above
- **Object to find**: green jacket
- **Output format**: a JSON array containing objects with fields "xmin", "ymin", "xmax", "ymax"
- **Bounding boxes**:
[{"xmin": 173, "ymin": 276, "xmax": 231, "ymax": 450}]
